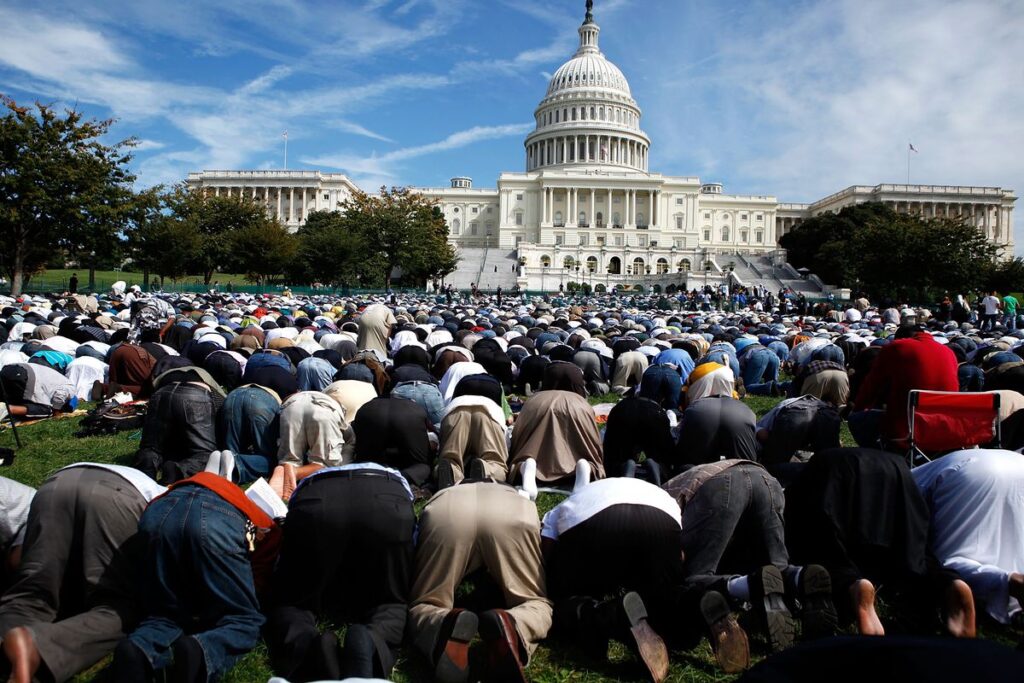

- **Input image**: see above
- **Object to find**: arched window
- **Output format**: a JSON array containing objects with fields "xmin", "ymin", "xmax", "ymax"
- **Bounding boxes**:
[
  {"xmin": 452, "ymin": 218, "xmax": 461, "ymax": 235},
  {"xmin": 678, "ymin": 259, "xmax": 691, "ymax": 272},
  {"xmin": 563, "ymin": 256, "xmax": 574, "ymax": 269},
  {"xmin": 590, "ymin": 106, "xmax": 596, "ymax": 119},
  {"xmin": 596, "ymin": 211, "xmax": 604, "ymax": 227},
  {"xmin": 721, "ymin": 227, "xmax": 730, "ymax": 241},
  {"xmin": 657, "ymin": 258, "xmax": 669, "ymax": 274},
  {"xmin": 470, "ymin": 222, "xmax": 479, "ymax": 236},
  {"xmin": 586, "ymin": 256, "xmax": 598, "ymax": 272},
  {"xmin": 555, "ymin": 110, "xmax": 560, "ymax": 123},
  {"xmin": 572, "ymin": 108, "xmax": 577, "ymax": 121},
  {"xmin": 633, "ymin": 257, "xmax": 645, "ymax": 273},
  {"xmin": 755, "ymin": 230, "xmax": 763, "ymax": 243},
  {"xmin": 563, "ymin": 108, "xmax": 567, "ymax": 121},
  {"xmin": 608, "ymin": 257, "xmax": 621, "ymax": 274},
  {"xmin": 540, "ymin": 254, "xmax": 551, "ymax": 267},
  {"xmin": 740, "ymin": 229, "xmax": 748, "ymax": 242}
]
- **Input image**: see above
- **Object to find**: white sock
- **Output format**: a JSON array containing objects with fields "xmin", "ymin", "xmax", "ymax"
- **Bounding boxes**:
[
  {"xmin": 727, "ymin": 576, "xmax": 751, "ymax": 602},
  {"xmin": 573, "ymin": 459, "xmax": 592, "ymax": 493},
  {"xmin": 520, "ymin": 458, "xmax": 538, "ymax": 501},
  {"xmin": 220, "ymin": 449, "xmax": 236, "ymax": 483},
  {"xmin": 204, "ymin": 450, "xmax": 222, "ymax": 475}
]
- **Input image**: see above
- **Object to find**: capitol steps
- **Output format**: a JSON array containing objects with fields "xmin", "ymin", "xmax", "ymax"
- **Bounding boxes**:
[{"xmin": 445, "ymin": 248, "xmax": 520, "ymax": 291}]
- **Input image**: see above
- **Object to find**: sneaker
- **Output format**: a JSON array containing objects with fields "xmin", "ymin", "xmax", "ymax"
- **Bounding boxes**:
[
  {"xmin": 468, "ymin": 458, "xmax": 488, "ymax": 481},
  {"xmin": 621, "ymin": 592, "xmax": 669, "ymax": 683},
  {"xmin": 749, "ymin": 565, "xmax": 796, "ymax": 652},
  {"xmin": 796, "ymin": 565, "xmax": 838, "ymax": 639},
  {"xmin": 700, "ymin": 591, "xmax": 749, "ymax": 674},
  {"xmin": 433, "ymin": 609, "xmax": 478, "ymax": 683},
  {"xmin": 436, "ymin": 459, "xmax": 456, "ymax": 490},
  {"xmin": 478, "ymin": 609, "xmax": 527, "ymax": 683}
]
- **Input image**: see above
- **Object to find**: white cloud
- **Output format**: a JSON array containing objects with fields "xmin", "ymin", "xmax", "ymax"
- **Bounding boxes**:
[
  {"xmin": 131, "ymin": 139, "xmax": 166, "ymax": 152},
  {"xmin": 303, "ymin": 122, "xmax": 532, "ymax": 187},
  {"xmin": 329, "ymin": 120, "xmax": 394, "ymax": 143}
]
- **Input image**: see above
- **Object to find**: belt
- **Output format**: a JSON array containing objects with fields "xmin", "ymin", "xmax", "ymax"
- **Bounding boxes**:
[{"xmin": 328, "ymin": 468, "xmax": 403, "ymax": 484}]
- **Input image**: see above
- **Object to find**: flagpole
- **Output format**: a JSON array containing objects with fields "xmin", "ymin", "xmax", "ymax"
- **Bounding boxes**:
[
  {"xmin": 283, "ymin": 131, "xmax": 288, "ymax": 170},
  {"xmin": 907, "ymin": 144, "xmax": 910, "ymax": 184}
]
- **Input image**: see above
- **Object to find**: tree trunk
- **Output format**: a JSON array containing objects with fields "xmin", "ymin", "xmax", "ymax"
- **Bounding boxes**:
[
  {"xmin": 10, "ymin": 246, "xmax": 25, "ymax": 297},
  {"xmin": 88, "ymin": 264, "xmax": 97, "ymax": 292},
  {"xmin": 142, "ymin": 269, "xmax": 150, "ymax": 290},
  {"xmin": 204, "ymin": 270, "xmax": 213, "ymax": 286}
]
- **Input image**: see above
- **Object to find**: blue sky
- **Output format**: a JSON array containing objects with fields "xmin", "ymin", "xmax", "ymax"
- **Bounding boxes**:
[{"xmin": 1, "ymin": 0, "xmax": 1022, "ymax": 246}]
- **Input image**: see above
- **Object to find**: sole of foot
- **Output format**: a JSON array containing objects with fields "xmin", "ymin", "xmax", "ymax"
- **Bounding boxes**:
[{"xmin": 851, "ymin": 579, "xmax": 885, "ymax": 636}]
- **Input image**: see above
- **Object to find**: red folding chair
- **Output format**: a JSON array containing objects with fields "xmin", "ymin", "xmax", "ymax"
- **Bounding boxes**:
[{"xmin": 906, "ymin": 390, "xmax": 1001, "ymax": 467}]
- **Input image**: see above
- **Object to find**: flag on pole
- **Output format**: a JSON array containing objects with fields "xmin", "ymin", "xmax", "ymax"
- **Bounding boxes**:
[{"xmin": 908, "ymin": 142, "xmax": 918, "ymax": 153}]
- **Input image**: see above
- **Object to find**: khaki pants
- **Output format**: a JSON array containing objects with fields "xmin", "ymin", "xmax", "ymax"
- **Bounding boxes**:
[
  {"xmin": 277, "ymin": 391, "xmax": 354, "ymax": 468},
  {"xmin": 408, "ymin": 483, "xmax": 552, "ymax": 662},
  {"xmin": 438, "ymin": 407, "xmax": 508, "ymax": 483}
]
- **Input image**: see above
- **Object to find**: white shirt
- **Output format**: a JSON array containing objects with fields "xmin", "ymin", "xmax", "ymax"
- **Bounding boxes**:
[
  {"xmin": 912, "ymin": 449, "xmax": 1024, "ymax": 624},
  {"xmin": 983, "ymin": 296, "xmax": 1001, "ymax": 315},
  {"xmin": 64, "ymin": 463, "xmax": 167, "ymax": 502},
  {"xmin": 541, "ymin": 478, "xmax": 681, "ymax": 540}
]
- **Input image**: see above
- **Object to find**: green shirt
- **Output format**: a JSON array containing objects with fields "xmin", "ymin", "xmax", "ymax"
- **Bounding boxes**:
[{"xmin": 1003, "ymin": 295, "xmax": 1019, "ymax": 314}]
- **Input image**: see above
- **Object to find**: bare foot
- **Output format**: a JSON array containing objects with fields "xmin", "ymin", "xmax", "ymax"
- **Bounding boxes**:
[
  {"xmin": 282, "ymin": 463, "xmax": 297, "ymax": 502},
  {"xmin": 850, "ymin": 579, "xmax": 885, "ymax": 636},
  {"xmin": 2, "ymin": 627, "xmax": 41, "ymax": 683},
  {"xmin": 945, "ymin": 579, "xmax": 976, "ymax": 638},
  {"xmin": 269, "ymin": 465, "xmax": 286, "ymax": 500}
]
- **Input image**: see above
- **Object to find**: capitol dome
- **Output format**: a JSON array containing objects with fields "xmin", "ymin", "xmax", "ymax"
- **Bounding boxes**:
[{"xmin": 524, "ymin": 1, "xmax": 651, "ymax": 173}]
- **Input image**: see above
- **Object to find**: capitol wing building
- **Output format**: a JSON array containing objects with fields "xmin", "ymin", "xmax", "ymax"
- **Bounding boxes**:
[{"xmin": 187, "ymin": 2, "xmax": 1016, "ymax": 293}]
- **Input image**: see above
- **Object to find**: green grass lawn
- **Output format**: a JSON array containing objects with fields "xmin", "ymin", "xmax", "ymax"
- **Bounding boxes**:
[
  {"xmin": 0, "ymin": 396, "xmax": 1018, "ymax": 682},
  {"xmin": 30, "ymin": 269, "xmax": 255, "ymax": 292}
]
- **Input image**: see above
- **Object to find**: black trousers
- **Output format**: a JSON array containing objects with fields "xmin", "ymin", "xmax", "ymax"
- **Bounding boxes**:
[
  {"xmin": 267, "ymin": 471, "xmax": 416, "ymax": 678},
  {"xmin": 134, "ymin": 383, "xmax": 218, "ymax": 483},
  {"xmin": 547, "ymin": 503, "xmax": 696, "ymax": 646}
]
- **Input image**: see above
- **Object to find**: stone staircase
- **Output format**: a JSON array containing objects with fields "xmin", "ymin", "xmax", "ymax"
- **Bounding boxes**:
[
  {"xmin": 445, "ymin": 247, "xmax": 520, "ymax": 291},
  {"xmin": 717, "ymin": 252, "xmax": 826, "ymax": 295}
]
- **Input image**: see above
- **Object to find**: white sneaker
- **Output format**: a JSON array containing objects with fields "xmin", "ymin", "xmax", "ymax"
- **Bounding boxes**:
[{"xmin": 518, "ymin": 458, "xmax": 538, "ymax": 501}]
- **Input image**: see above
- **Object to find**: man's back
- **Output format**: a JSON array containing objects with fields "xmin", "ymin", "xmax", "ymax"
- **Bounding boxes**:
[{"xmin": 854, "ymin": 333, "xmax": 958, "ymax": 439}]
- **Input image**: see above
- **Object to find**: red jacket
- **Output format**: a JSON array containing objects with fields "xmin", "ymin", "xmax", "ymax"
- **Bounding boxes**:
[
  {"xmin": 163, "ymin": 472, "xmax": 282, "ymax": 596},
  {"xmin": 853, "ymin": 333, "xmax": 958, "ymax": 440}
]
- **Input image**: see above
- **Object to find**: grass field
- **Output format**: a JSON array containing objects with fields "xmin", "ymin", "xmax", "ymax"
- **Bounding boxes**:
[
  {"xmin": 27, "ymin": 269, "xmax": 255, "ymax": 293},
  {"xmin": 0, "ymin": 395, "xmax": 1016, "ymax": 682}
]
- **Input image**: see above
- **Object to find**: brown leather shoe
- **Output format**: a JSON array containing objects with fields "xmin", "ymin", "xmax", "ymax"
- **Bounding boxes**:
[
  {"xmin": 701, "ymin": 590, "xmax": 750, "ymax": 674},
  {"xmin": 621, "ymin": 592, "xmax": 669, "ymax": 683},
  {"xmin": 478, "ymin": 609, "xmax": 527, "ymax": 683},
  {"xmin": 434, "ymin": 609, "xmax": 478, "ymax": 683}
]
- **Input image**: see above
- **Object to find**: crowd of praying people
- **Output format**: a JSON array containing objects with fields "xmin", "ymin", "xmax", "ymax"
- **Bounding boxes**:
[{"xmin": 1, "ymin": 282, "xmax": 1024, "ymax": 683}]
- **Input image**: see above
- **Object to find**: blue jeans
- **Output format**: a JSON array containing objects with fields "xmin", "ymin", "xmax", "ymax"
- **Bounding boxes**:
[
  {"xmin": 129, "ymin": 487, "xmax": 263, "ymax": 681},
  {"xmin": 391, "ymin": 381, "xmax": 445, "ymax": 429},
  {"xmin": 638, "ymin": 364, "xmax": 682, "ymax": 409},
  {"xmin": 741, "ymin": 348, "xmax": 779, "ymax": 387},
  {"xmin": 220, "ymin": 386, "xmax": 281, "ymax": 484},
  {"xmin": 1004, "ymin": 313, "xmax": 1017, "ymax": 331}
]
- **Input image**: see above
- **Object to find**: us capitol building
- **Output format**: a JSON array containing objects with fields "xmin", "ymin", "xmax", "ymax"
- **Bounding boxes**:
[{"xmin": 187, "ymin": 1, "xmax": 1016, "ymax": 293}]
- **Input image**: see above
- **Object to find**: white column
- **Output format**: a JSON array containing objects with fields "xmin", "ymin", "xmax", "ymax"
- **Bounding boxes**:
[
  {"xmin": 214, "ymin": 186, "xmax": 220, "ymax": 197},
  {"xmin": 276, "ymin": 188, "xmax": 282, "ymax": 219},
  {"xmin": 608, "ymin": 189, "xmax": 613, "ymax": 227},
  {"xmin": 648, "ymin": 190, "xmax": 654, "ymax": 226},
  {"xmin": 590, "ymin": 189, "xmax": 596, "ymax": 226},
  {"xmin": 289, "ymin": 188, "xmax": 295, "ymax": 222}
]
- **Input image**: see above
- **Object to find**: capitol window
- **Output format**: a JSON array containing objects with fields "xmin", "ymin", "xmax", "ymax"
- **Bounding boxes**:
[
  {"xmin": 515, "ymin": 212, "xmax": 523, "ymax": 225},
  {"xmin": 323, "ymin": 193, "xmax": 329, "ymax": 201},
  {"xmin": 756, "ymin": 214, "xmax": 763, "ymax": 221},
  {"xmin": 741, "ymin": 214, "xmax": 748, "ymax": 220},
  {"xmin": 676, "ymin": 216, "xmax": 684, "ymax": 230},
  {"xmin": 472, "ymin": 207, "xmax": 478, "ymax": 214},
  {"xmin": 555, "ymin": 110, "xmax": 560, "ymax": 123},
  {"xmin": 704, "ymin": 212, "xmax": 711, "ymax": 219},
  {"xmin": 452, "ymin": 219, "xmax": 461, "ymax": 235},
  {"xmin": 487, "ymin": 207, "xmax": 493, "ymax": 213},
  {"xmin": 470, "ymin": 223, "xmax": 478, "ymax": 235},
  {"xmin": 740, "ymin": 229, "xmax": 748, "ymax": 242},
  {"xmin": 704, "ymin": 229, "xmax": 711, "ymax": 241},
  {"xmin": 755, "ymin": 230, "xmax": 764, "ymax": 243},
  {"xmin": 676, "ymin": 197, "xmax": 684, "ymax": 205},
  {"xmin": 454, "ymin": 207, "xmax": 460, "ymax": 213},
  {"xmin": 722, "ymin": 227, "xmax": 730, "ymax": 241},
  {"xmin": 516, "ymin": 194, "xmax": 523, "ymax": 201}
]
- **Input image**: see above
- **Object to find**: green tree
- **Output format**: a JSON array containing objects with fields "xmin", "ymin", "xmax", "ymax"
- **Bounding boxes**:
[
  {"xmin": 230, "ymin": 219, "xmax": 296, "ymax": 285},
  {"xmin": 0, "ymin": 96, "xmax": 138, "ymax": 295},
  {"xmin": 160, "ymin": 186, "xmax": 271, "ymax": 285},
  {"xmin": 130, "ymin": 213, "xmax": 202, "ymax": 286},
  {"xmin": 984, "ymin": 256, "xmax": 1024, "ymax": 295},
  {"xmin": 340, "ymin": 187, "xmax": 458, "ymax": 288},
  {"xmin": 780, "ymin": 202, "xmax": 998, "ymax": 302},
  {"xmin": 289, "ymin": 210, "xmax": 382, "ymax": 288}
]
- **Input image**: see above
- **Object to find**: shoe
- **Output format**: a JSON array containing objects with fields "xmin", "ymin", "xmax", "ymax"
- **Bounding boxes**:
[
  {"xmin": 111, "ymin": 639, "xmax": 155, "ymax": 683},
  {"xmin": 700, "ymin": 591, "xmax": 749, "ymax": 674},
  {"xmin": 342, "ymin": 625, "xmax": 375, "ymax": 679},
  {"xmin": 749, "ymin": 565, "xmax": 796, "ymax": 652},
  {"xmin": 433, "ymin": 609, "xmax": 478, "ymax": 683},
  {"xmin": 621, "ymin": 592, "xmax": 669, "ymax": 683},
  {"xmin": 478, "ymin": 609, "xmax": 527, "ymax": 683},
  {"xmin": 797, "ymin": 565, "xmax": 838, "ymax": 639},
  {"xmin": 437, "ymin": 459, "xmax": 457, "ymax": 490},
  {"xmin": 468, "ymin": 458, "xmax": 488, "ymax": 481},
  {"xmin": 90, "ymin": 380, "xmax": 106, "ymax": 402}
]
